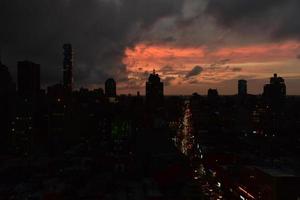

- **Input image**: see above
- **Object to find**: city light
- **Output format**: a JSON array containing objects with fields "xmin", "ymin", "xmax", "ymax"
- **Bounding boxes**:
[{"xmin": 238, "ymin": 186, "xmax": 255, "ymax": 199}]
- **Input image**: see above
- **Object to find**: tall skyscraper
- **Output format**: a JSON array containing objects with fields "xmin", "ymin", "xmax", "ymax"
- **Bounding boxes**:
[
  {"xmin": 238, "ymin": 79, "xmax": 247, "ymax": 96},
  {"xmin": 16, "ymin": 61, "xmax": 40, "ymax": 155},
  {"xmin": 17, "ymin": 60, "xmax": 40, "ymax": 99},
  {"xmin": 63, "ymin": 44, "xmax": 73, "ymax": 94},
  {"xmin": 0, "ymin": 61, "xmax": 15, "ymax": 96},
  {"xmin": 263, "ymin": 73, "xmax": 286, "ymax": 109},
  {"xmin": 207, "ymin": 88, "xmax": 219, "ymax": 97},
  {"xmin": 146, "ymin": 70, "xmax": 164, "ymax": 108},
  {"xmin": 263, "ymin": 73, "xmax": 286, "ymax": 99},
  {"xmin": 105, "ymin": 78, "xmax": 117, "ymax": 97},
  {"xmin": 0, "ymin": 61, "xmax": 16, "ymax": 151}
]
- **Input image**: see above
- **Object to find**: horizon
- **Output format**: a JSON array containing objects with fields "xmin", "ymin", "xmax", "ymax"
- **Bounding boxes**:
[{"xmin": 2, "ymin": 63, "xmax": 297, "ymax": 95}]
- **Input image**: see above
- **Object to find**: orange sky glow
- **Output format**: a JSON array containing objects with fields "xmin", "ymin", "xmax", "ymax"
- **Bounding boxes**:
[{"xmin": 121, "ymin": 41, "xmax": 300, "ymax": 95}]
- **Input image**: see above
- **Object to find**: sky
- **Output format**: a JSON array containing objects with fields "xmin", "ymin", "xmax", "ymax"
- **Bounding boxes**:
[{"xmin": 1, "ymin": 0, "xmax": 300, "ymax": 95}]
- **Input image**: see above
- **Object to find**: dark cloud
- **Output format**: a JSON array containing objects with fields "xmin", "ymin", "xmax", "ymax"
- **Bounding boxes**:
[
  {"xmin": 210, "ymin": 59, "xmax": 231, "ymax": 68},
  {"xmin": 160, "ymin": 65, "xmax": 179, "ymax": 76},
  {"xmin": 0, "ymin": 0, "xmax": 183, "ymax": 87},
  {"xmin": 205, "ymin": 0, "xmax": 300, "ymax": 40},
  {"xmin": 208, "ymin": 65, "xmax": 242, "ymax": 73},
  {"xmin": 206, "ymin": 0, "xmax": 284, "ymax": 26},
  {"xmin": 231, "ymin": 67, "xmax": 242, "ymax": 72},
  {"xmin": 161, "ymin": 65, "xmax": 174, "ymax": 72},
  {"xmin": 188, "ymin": 79, "xmax": 201, "ymax": 85},
  {"xmin": 162, "ymin": 36, "xmax": 177, "ymax": 43},
  {"xmin": 186, "ymin": 65, "xmax": 203, "ymax": 78},
  {"xmin": 163, "ymin": 76, "xmax": 176, "ymax": 86}
]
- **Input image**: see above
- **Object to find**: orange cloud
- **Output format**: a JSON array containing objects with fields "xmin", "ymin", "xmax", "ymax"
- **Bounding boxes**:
[
  {"xmin": 124, "ymin": 44, "xmax": 206, "ymax": 72},
  {"xmin": 121, "ymin": 41, "xmax": 300, "ymax": 94},
  {"xmin": 124, "ymin": 41, "xmax": 300, "ymax": 71},
  {"xmin": 213, "ymin": 41, "xmax": 300, "ymax": 63}
]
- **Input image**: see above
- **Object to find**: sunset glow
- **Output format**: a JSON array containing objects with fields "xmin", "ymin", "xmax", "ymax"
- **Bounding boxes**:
[{"xmin": 122, "ymin": 41, "xmax": 300, "ymax": 94}]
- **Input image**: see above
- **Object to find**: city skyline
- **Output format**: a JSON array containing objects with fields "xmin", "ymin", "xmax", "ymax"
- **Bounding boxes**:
[
  {"xmin": 2, "ymin": 1, "xmax": 300, "ymax": 199},
  {"xmin": 1, "ymin": 0, "xmax": 300, "ymax": 95},
  {"xmin": 3, "ymin": 55, "xmax": 293, "ymax": 97},
  {"xmin": 1, "ymin": 56, "xmax": 296, "ymax": 96}
]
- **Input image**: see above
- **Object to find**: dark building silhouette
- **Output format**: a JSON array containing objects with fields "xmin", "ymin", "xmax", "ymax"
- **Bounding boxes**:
[
  {"xmin": 63, "ymin": 44, "xmax": 73, "ymax": 94},
  {"xmin": 47, "ymin": 83, "xmax": 64, "ymax": 101},
  {"xmin": 0, "ymin": 61, "xmax": 16, "ymax": 152},
  {"xmin": 238, "ymin": 79, "xmax": 247, "ymax": 96},
  {"xmin": 207, "ymin": 88, "xmax": 219, "ymax": 99},
  {"xmin": 207, "ymin": 88, "xmax": 219, "ymax": 106},
  {"xmin": 17, "ymin": 61, "xmax": 40, "ymax": 99},
  {"xmin": 0, "ymin": 61, "xmax": 15, "ymax": 98},
  {"xmin": 15, "ymin": 61, "xmax": 42, "ymax": 155},
  {"xmin": 263, "ymin": 73, "xmax": 286, "ymax": 107},
  {"xmin": 262, "ymin": 73, "xmax": 286, "ymax": 134},
  {"xmin": 105, "ymin": 78, "xmax": 117, "ymax": 97},
  {"xmin": 146, "ymin": 70, "xmax": 164, "ymax": 108}
]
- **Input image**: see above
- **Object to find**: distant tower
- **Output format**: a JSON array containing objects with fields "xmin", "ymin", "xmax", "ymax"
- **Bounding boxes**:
[
  {"xmin": 0, "ymin": 61, "xmax": 14, "ymax": 93},
  {"xmin": 207, "ymin": 88, "xmax": 219, "ymax": 99},
  {"xmin": 17, "ymin": 61, "xmax": 40, "ymax": 99},
  {"xmin": 63, "ymin": 44, "xmax": 73, "ymax": 94},
  {"xmin": 105, "ymin": 78, "xmax": 117, "ymax": 97},
  {"xmin": 146, "ymin": 70, "xmax": 164, "ymax": 108},
  {"xmin": 263, "ymin": 73, "xmax": 286, "ymax": 108},
  {"xmin": 238, "ymin": 79, "xmax": 247, "ymax": 96},
  {"xmin": 0, "ymin": 61, "xmax": 15, "ymax": 150},
  {"xmin": 263, "ymin": 73, "xmax": 286, "ymax": 97}
]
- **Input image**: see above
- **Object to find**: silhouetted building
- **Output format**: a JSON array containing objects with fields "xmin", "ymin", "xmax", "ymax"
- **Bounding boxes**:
[
  {"xmin": 261, "ymin": 74, "xmax": 287, "ymax": 135},
  {"xmin": 238, "ymin": 79, "xmax": 247, "ymax": 96},
  {"xmin": 0, "ymin": 61, "xmax": 15, "ymax": 100},
  {"xmin": 263, "ymin": 73, "xmax": 286, "ymax": 108},
  {"xmin": 0, "ymin": 61, "xmax": 16, "ymax": 152},
  {"xmin": 263, "ymin": 73, "xmax": 286, "ymax": 97},
  {"xmin": 93, "ymin": 88, "xmax": 104, "ymax": 99},
  {"xmin": 47, "ymin": 83, "xmax": 64, "ymax": 101},
  {"xmin": 15, "ymin": 61, "xmax": 41, "ymax": 155},
  {"xmin": 63, "ymin": 44, "xmax": 73, "ymax": 94},
  {"xmin": 207, "ymin": 88, "xmax": 219, "ymax": 108},
  {"xmin": 146, "ymin": 70, "xmax": 164, "ymax": 108},
  {"xmin": 105, "ymin": 78, "xmax": 117, "ymax": 97},
  {"xmin": 17, "ymin": 60, "xmax": 40, "ymax": 100},
  {"xmin": 207, "ymin": 88, "xmax": 219, "ymax": 99}
]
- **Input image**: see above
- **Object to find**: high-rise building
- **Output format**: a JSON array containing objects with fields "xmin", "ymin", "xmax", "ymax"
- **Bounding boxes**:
[
  {"xmin": 238, "ymin": 79, "xmax": 247, "ymax": 96},
  {"xmin": 105, "ymin": 78, "xmax": 117, "ymax": 97},
  {"xmin": 207, "ymin": 88, "xmax": 219, "ymax": 100},
  {"xmin": 63, "ymin": 44, "xmax": 73, "ymax": 94},
  {"xmin": 16, "ymin": 61, "xmax": 40, "ymax": 155},
  {"xmin": 146, "ymin": 70, "xmax": 164, "ymax": 108},
  {"xmin": 47, "ymin": 83, "xmax": 64, "ymax": 101},
  {"xmin": 0, "ymin": 61, "xmax": 15, "ymax": 96},
  {"xmin": 263, "ymin": 73, "xmax": 286, "ymax": 110},
  {"xmin": 0, "ymin": 61, "xmax": 16, "ymax": 151},
  {"xmin": 263, "ymin": 73, "xmax": 286, "ymax": 99},
  {"xmin": 17, "ymin": 60, "xmax": 40, "ymax": 99}
]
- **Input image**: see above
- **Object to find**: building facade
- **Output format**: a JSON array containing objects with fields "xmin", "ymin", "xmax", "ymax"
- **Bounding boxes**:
[
  {"xmin": 17, "ymin": 60, "xmax": 40, "ymax": 100},
  {"xmin": 146, "ymin": 70, "xmax": 164, "ymax": 108},
  {"xmin": 105, "ymin": 78, "xmax": 117, "ymax": 98},
  {"xmin": 238, "ymin": 79, "xmax": 247, "ymax": 96},
  {"xmin": 63, "ymin": 44, "xmax": 73, "ymax": 95}
]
